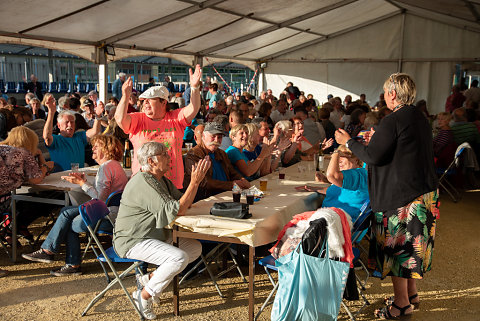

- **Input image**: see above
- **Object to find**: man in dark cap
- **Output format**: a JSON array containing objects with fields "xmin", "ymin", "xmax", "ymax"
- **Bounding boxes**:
[{"xmin": 184, "ymin": 122, "xmax": 250, "ymax": 200}]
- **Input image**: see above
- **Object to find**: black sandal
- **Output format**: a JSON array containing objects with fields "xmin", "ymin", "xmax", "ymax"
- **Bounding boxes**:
[
  {"xmin": 384, "ymin": 293, "xmax": 420, "ymax": 310},
  {"xmin": 375, "ymin": 302, "xmax": 412, "ymax": 319}
]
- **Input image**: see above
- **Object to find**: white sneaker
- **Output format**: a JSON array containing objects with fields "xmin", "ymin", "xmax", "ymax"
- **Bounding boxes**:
[
  {"xmin": 137, "ymin": 273, "xmax": 150, "ymax": 287},
  {"xmin": 132, "ymin": 290, "xmax": 156, "ymax": 320}
]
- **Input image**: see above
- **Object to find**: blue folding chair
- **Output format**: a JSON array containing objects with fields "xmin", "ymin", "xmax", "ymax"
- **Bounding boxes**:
[
  {"xmin": 79, "ymin": 199, "xmax": 144, "ymax": 319},
  {"xmin": 81, "ymin": 191, "xmax": 122, "ymax": 265}
]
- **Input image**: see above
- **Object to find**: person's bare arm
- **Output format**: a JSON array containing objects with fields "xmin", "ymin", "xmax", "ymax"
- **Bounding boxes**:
[
  {"xmin": 182, "ymin": 65, "xmax": 202, "ymax": 122},
  {"xmin": 114, "ymin": 77, "xmax": 133, "ymax": 130},
  {"xmin": 85, "ymin": 119, "xmax": 101, "ymax": 139},
  {"xmin": 177, "ymin": 157, "xmax": 211, "ymax": 215},
  {"xmin": 43, "ymin": 96, "xmax": 56, "ymax": 146},
  {"xmin": 325, "ymin": 151, "xmax": 343, "ymax": 187}
]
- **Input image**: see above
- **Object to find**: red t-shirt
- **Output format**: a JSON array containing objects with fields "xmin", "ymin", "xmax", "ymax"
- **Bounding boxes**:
[{"xmin": 125, "ymin": 109, "xmax": 189, "ymax": 189}]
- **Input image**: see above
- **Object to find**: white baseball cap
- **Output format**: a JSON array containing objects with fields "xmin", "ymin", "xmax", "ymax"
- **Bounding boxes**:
[{"xmin": 139, "ymin": 86, "xmax": 169, "ymax": 100}]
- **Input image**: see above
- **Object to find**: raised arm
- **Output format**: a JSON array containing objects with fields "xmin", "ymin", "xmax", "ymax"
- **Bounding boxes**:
[
  {"xmin": 325, "ymin": 150, "xmax": 343, "ymax": 187},
  {"xmin": 114, "ymin": 77, "xmax": 133, "ymax": 130},
  {"xmin": 43, "ymin": 96, "xmax": 56, "ymax": 146},
  {"xmin": 85, "ymin": 119, "xmax": 102, "ymax": 140},
  {"xmin": 182, "ymin": 64, "xmax": 202, "ymax": 123}
]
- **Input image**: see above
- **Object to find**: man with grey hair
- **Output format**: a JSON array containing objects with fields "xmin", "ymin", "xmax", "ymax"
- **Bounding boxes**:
[
  {"xmin": 43, "ymin": 94, "xmax": 101, "ymax": 171},
  {"xmin": 24, "ymin": 92, "xmax": 36, "ymax": 108},
  {"xmin": 112, "ymin": 72, "xmax": 126, "ymax": 99},
  {"xmin": 88, "ymin": 90, "xmax": 98, "ymax": 107},
  {"xmin": 451, "ymin": 107, "xmax": 480, "ymax": 145},
  {"xmin": 270, "ymin": 99, "xmax": 293, "ymax": 124},
  {"xmin": 184, "ymin": 122, "xmax": 250, "ymax": 200}
]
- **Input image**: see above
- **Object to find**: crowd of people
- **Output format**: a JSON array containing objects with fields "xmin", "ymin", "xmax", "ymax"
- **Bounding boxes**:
[{"xmin": 1, "ymin": 68, "xmax": 479, "ymax": 319}]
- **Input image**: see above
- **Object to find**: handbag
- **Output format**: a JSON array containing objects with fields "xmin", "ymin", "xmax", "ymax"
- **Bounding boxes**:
[
  {"xmin": 271, "ymin": 239, "xmax": 350, "ymax": 321},
  {"xmin": 209, "ymin": 202, "xmax": 252, "ymax": 219}
]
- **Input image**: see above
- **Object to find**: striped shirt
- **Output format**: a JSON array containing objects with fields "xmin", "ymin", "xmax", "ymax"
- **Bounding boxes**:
[{"xmin": 451, "ymin": 122, "xmax": 480, "ymax": 145}]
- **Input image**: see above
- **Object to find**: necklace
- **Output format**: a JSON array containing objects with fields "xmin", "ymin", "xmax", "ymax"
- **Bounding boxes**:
[{"xmin": 393, "ymin": 104, "xmax": 406, "ymax": 112}]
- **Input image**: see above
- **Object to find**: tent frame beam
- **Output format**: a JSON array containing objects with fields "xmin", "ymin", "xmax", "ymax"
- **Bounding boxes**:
[
  {"xmin": 462, "ymin": 0, "xmax": 480, "ymax": 23},
  {"xmin": 197, "ymin": 0, "xmax": 360, "ymax": 55},
  {"xmin": 100, "ymin": 0, "xmax": 226, "ymax": 45},
  {"xmin": 19, "ymin": 0, "xmax": 110, "ymax": 34},
  {"xmin": 260, "ymin": 11, "xmax": 401, "ymax": 62}
]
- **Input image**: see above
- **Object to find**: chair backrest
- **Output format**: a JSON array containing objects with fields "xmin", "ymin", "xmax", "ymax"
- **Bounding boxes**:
[
  {"xmin": 79, "ymin": 199, "xmax": 109, "ymax": 228},
  {"xmin": 105, "ymin": 190, "xmax": 123, "ymax": 207},
  {"xmin": 351, "ymin": 200, "xmax": 373, "ymax": 243}
]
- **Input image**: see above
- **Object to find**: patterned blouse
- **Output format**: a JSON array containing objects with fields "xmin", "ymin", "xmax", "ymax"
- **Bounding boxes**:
[{"xmin": 0, "ymin": 145, "xmax": 42, "ymax": 195}]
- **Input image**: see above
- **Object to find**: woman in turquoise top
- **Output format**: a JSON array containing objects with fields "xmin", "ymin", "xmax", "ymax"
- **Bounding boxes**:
[
  {"xmin": 225, "ymin": 124, "xmax": 274, "ymax": 180},
  {"xmin": 312, "ymin": 144, "xmax": 369, "ymax": 222}
]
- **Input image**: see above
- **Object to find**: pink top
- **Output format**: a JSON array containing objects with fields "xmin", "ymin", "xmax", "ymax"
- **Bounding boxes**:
[{"xmin": 125, "ymin": 109, "xmax": 189, "ymax": 189}]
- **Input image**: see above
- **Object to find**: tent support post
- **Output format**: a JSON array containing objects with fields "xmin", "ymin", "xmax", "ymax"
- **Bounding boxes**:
[
  {"xmin": 95, "ymin": 46, "xmax": 108, "ymax": 104},
  {"xmin": 398, "ymin": 10, "xmax": 406, "ymax": 72}
]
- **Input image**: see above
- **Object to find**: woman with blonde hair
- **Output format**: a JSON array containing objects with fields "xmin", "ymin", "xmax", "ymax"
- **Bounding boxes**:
[
  {"xmin": 336, "ymin": 73, "xmax": 438, "ymax": 319},
  {"xmin": 22, "ymin": 134, "xmax": 128, "ymax": 276},
  {"xmin": 226, "ymin": 124, "xmax": 274, "ymax": 180},
  {"xmin": 1, "ymin": 126, "xmax": 53, "ymax": 241}
]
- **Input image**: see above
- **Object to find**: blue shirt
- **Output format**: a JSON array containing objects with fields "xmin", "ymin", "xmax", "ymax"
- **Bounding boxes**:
[
  {"xmin": 226, "ymin": 146, "xmax": 249, "ymax": 177},
  {"xmin": 209, "ymin": 153, "xmax": 227, "ymax": 181},
  {"xmin": 47, "ymin": 131, "xmax": 88, "ymax": 171},
  {"xmin": 322, "ymin": 168, "xmax": 369, "ymax": 221},
  {"xmin": 243, "ymin": 145, "xmax": 262, "ymax": 161},
  {"xmin": 208, "ymin": 92, "xmax": 223, "ymax": 109}
]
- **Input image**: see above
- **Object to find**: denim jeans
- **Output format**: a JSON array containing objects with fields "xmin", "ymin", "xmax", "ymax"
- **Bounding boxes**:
[{"xmin": 41, "ymin": 205, "xmax": 113, "ymax": 265}]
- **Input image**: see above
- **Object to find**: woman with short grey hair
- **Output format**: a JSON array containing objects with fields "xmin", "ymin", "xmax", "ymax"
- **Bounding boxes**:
[{"xmin": 113, "ymin": 141, "xmax": 210, "ymax": 320}]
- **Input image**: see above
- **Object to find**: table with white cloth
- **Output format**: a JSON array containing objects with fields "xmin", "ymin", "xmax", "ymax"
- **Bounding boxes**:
[
  {"xmin": 172, "ymin": 160, "xmax": 330, "ymax": 321},
  {"xmin": 9, "ymin": 166, "xmax": 131, "ymax": 262}
]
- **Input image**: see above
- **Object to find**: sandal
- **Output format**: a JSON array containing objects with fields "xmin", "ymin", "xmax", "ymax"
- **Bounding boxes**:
[
  {"xmin": 384, "ymin": 293, "xmax": 420, "ymax": 310},
  {"xmin": 375, "ymin": 302, "xmax": 412, "ymax": 319}
]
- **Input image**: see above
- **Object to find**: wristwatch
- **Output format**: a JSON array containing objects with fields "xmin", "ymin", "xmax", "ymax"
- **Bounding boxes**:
[{"xmin": 345, "ymin": 139, "xmax": 352, "ymax": 149}]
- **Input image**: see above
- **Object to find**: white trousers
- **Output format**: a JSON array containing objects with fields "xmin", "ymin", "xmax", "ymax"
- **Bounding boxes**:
[{"xmin": 125, "ymin": 236, "xmax": 201, "ymax": 298}]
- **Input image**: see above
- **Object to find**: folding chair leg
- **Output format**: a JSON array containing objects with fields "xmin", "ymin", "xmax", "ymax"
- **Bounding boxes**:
[
  {"xmin": 82, "ymin": 236, "xmax": 93, "ymax": 260},
  {"xmin": 439, "ymin": 181, "xmax": 459, "ymax": 202},
  {"xmin": 90, "ymin": 245, "xmax": 111, "ymax": 283},
  {"xmin": 199, "ymin": 254, "xmax": 226, "ymax": 298},
  {"xmin": 254, "ymin": 281, "xmax": 279, "ymax": 321},
  {"xmin": 82, "ymin": 261, "xmax": 143, "ymax": 319},
  {"xmin": 341, "ymin": 300, "xmax": 356, "ymax": 321},
  {"xmin": 228, "ymin": 247, "xmax": 247, "ymax": 283}
]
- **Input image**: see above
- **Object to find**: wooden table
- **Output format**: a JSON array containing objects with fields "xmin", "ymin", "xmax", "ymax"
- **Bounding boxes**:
[{"xmin": 172, "ymin": 161, "xmax": 328, "ymax": 320}]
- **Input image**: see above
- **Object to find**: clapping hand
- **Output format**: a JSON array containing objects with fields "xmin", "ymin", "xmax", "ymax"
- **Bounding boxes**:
[
  {"xmin": 335, "ymin": 128, "xmax": 351, "ymax": 145},
  {"xmin": 321, "ymin": 138, "xmax": 334, "ymax": 151},
  {"xmin": 45, "ymin": 95, "xmax": 56, "ymax": 112},
  {"xmin": 191, "ymin": 156, "xmax": 211, "ymax": 185},
  {"xmin": 61, "ymin": 172, "xmax": 86, "ymax": 185}
]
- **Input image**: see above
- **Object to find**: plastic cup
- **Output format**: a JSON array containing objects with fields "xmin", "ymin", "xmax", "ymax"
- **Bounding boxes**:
[
  {"xmin": 70, "ymin": 163, "xmax": 79, "ymax": 173},
  {"xmin": 233, "ymin": 192, "xmax": 241, "ymax": 202},
  {"xmin": 259, "ymin": 179, "xmax": 268, "ymax": 192},
  {"xmin": 246, "ymin": 194, "xmax": 254, "ymax": 205}
]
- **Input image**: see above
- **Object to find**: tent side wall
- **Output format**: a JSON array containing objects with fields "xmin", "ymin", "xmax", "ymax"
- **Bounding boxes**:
[{"xmin": 263, "ymin": 14, "xmax": 480, "ymax": 114}]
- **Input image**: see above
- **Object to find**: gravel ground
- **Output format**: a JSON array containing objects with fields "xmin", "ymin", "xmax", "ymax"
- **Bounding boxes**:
[{"xmin": 0, "ymin": 190, "xmax": 479, "ymax": 321}]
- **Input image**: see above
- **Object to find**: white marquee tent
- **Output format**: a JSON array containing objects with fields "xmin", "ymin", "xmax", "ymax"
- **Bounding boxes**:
[{"xmin": 1, "ymin": 0, "xmax": 480, "ymax": 112}]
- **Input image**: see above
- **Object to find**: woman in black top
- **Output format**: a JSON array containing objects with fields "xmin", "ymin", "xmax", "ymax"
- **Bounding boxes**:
[{"xmin": 336, "ymin": 73, "xmax": 439, "ymax": 319}]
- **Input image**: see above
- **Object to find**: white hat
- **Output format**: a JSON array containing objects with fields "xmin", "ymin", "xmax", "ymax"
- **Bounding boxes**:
[{"xmin": 139, "ymin": 86, "xmax": 169, "ymax": 100}]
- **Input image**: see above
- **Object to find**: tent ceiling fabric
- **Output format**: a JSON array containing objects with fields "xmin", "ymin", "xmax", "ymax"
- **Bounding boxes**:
[{"xmin": 0, "ymin": 0, "xmax": 479, "ymax": 65}]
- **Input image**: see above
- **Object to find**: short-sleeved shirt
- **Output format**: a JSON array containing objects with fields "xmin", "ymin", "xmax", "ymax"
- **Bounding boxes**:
[
  {"xmin": 243, "ymin": 145, "xmax": 262, "ymax": 161},
  {"xmin": 208, "ymin": 92, "xmax": 223, "ymax": 109},
  {"xmin": 322, "ymin": 168, "xmax": 369, "ymax": 221},
  {"xmin": 47, "ymin": 131, "xmax": 88, "ymax": 171},
  {"xmin": 226, "ymin": 146, "xmax": 249, "ymax": 176},
  {"xmin": 125, "ymin": 109, "xmax": 190, "ymax": 189}
]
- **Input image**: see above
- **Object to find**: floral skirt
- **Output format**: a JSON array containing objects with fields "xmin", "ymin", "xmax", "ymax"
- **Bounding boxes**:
[{"xmin": 369, "ymin": 190, "xmax": 440, "ymax": 279}]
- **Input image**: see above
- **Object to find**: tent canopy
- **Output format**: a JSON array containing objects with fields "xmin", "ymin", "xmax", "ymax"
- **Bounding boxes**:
[{"xmin": 1, "ymin": 0, "xmax": 479, "ymax": 111}]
